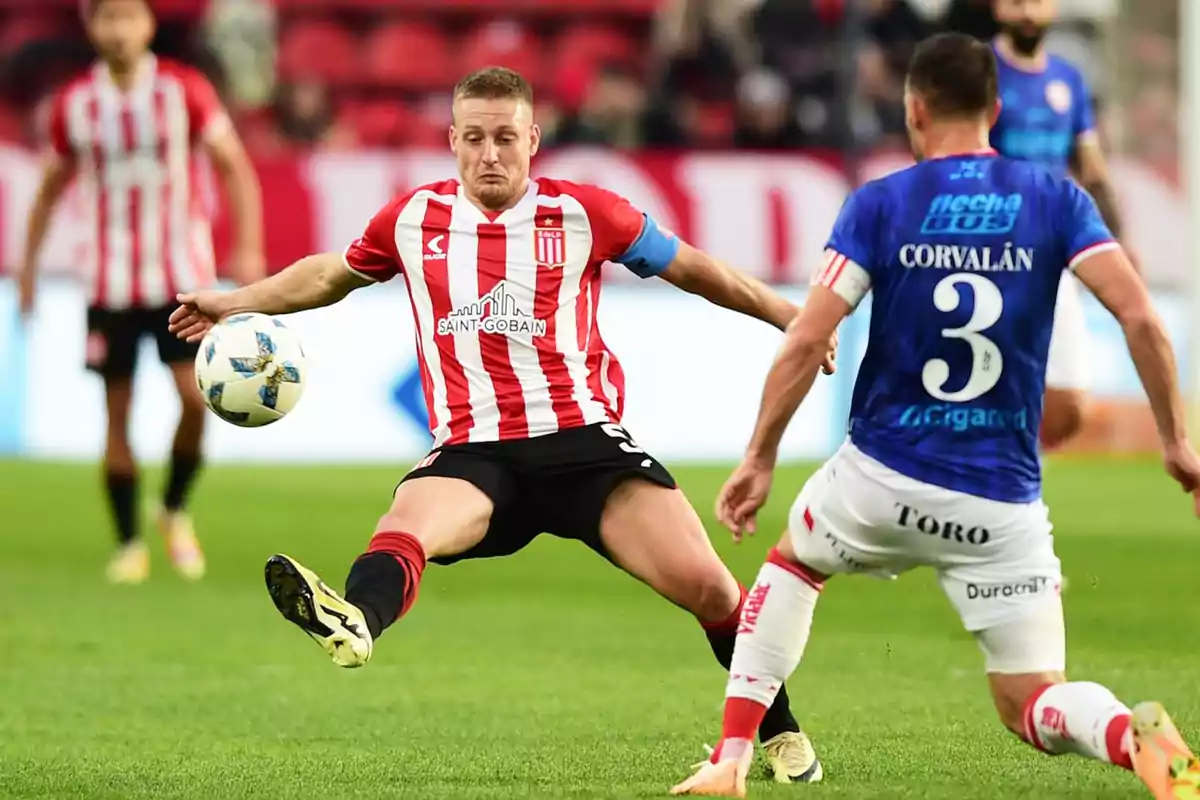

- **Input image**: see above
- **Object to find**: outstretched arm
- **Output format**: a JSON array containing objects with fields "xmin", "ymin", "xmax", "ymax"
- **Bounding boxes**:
[
  {"xmin": 658, "ymin": 242, "xmax": 798, "ymax": 331},
  {"xmin": 169, "ymin": 253, "xmax": 371, "ymax": 342},
  {"xmin": 219, "ymin": 252, "xmax": 370, "ymax": 316},
  {"xmin": 744, "ymin": 287, "xmax": 851, "ymax": 466},
  {"xmin": 714, "ymin": 285, "xmax": 853, "ymax": 537}
]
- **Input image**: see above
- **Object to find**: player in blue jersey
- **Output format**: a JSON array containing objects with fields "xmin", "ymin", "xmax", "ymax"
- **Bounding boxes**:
[
  {"xmin": 991, "ymin": 0, "xmax": 1135, "ymax": 449},
  {"xmin": 671, "ymin": 33, "xmax": 1200, "ymax": 799}
]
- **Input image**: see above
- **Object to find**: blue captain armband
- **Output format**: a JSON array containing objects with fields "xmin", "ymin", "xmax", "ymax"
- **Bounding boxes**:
[{"xmin": 616, "ymin": 214, "xmax": 681, "ymax": 278}]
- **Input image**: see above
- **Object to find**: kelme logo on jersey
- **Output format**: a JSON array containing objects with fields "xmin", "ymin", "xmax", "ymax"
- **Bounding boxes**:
[
  {"xmin": 437, "ymin": 280, "xmax": 548, "ymax": 337},
  {"xmin": 920, "ymin": 192, "xmax": 1023, "ymax": 235},
  {"xmin": 894, "ymin": 403, "xmax": 1029, "ymax": 433},
  {"xmin": 900, "ymin": 242, "xmax": 1034, "ymax": 272}
]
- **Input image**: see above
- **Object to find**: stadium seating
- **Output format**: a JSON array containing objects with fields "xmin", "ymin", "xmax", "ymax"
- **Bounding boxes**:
[{"xmin": 0, "ymin": 0, "xmax": 661, "ymax": 148}]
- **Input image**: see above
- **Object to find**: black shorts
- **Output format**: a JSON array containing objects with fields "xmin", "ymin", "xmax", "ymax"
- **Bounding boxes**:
[
  {"xmin": 86, "ymin": 305, "xmax": 198, "ymax": 380},
  {"xmin": 401, "ymin": 422, "xmax": 677, "ymax": 565}
]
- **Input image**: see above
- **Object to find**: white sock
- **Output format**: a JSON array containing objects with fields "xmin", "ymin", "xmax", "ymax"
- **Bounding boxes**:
[
  {"xmin": 1025, "ymin": 681, "xmax": 1133, "ymax": 769},
  {"xmin": 725, "ymin": 551, "xmax": 823, "ymax": 710}
]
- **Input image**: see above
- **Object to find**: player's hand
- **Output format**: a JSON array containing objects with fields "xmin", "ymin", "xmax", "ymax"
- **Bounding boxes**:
[
  {"xmin": 1162, "ymin": 441, "xmax": 1200, "ymax": 517},
  {"xmin": 229, "ymin": 248, "xmax": 267, "ymax": 287},
  {"xmin": 821, "ymin": 330, "xmax": 838, "ymax": 375},
  {"xmin": 16, "ymin": 264, "xmax": 36, "ymax": 320},
  {"xmin": 716, "ymin": 457, "xmax": 775, "ymax": 542},
  {"xmin": 169, "ymin": 291, "xmax": 234, "ymax": 343}
]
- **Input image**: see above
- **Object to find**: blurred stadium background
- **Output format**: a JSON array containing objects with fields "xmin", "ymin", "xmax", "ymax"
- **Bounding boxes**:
[{"xmin": 1, "ymin": 2, "xmax": 1198, "ymax": 799}]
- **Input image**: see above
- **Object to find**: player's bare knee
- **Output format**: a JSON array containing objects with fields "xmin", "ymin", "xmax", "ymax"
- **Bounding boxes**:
[
  {"xmin": 685, "ymin": 565, "xmax": 741, "ymax": 623},
  {"xmin": 376, "ymin": 477, "xmax": 494, "ymax": 558},
  {"xmin": 1041, "ymin": 389, "xmax": 1087, "ymax": 449}
]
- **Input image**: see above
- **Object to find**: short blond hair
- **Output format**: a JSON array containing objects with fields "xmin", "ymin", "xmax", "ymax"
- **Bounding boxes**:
[{"xmin": 453, "ymin": 67, "xmax": 534, "ymax": 106}]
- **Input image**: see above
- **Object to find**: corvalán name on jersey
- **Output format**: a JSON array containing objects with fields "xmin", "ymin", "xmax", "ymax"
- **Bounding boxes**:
[{"xmin": 812, "ymin": 153, "xmax": 1115, "ymax": 503}]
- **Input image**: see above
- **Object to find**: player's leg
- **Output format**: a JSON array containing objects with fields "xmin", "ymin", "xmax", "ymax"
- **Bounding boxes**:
[
  {"xmin": 596, "ymin": 476, "xmax": 820, "ymax": 782},
  {"xmin": 672, "ymin": 448, "xmax": 912, "ymax": 796},
  {"xmin": 939, "ymin": 497, "xmax": 1200, "ymax": 800},
  {"xmin": 672, "ymin": 491, "xmax": 864, "ymax": 797},
  {"xmin": 1042, "ymin": 274, "xmax": 1090, "ymax": 450},
  {"xmin": 87, "ymin": 308, "xmax": 148, "ymax": 583},
  {"xmin": 264, "ymin": 450, "xmax": 511, "ymax": 667},
  {"xmin": 976, "ymin": 602, "xmax": 1198, "ymax": 798},
  {"xmin": 157, "ymin": 306, "xmax": 208, "ymax": 579}
]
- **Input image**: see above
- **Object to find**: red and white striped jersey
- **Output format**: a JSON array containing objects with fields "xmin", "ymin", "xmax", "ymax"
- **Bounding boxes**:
[
  {"xmin": 345, "ymin": 178, "xmax": 663, "ymax": 447},
  {"xmin": 46, "ymin": 55, "xmax": 230, "ymax": 310}
]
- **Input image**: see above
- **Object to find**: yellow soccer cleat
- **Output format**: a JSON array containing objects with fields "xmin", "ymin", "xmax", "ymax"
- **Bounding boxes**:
[
  {"xmin": 106, "ymin": 541, "xmax": 150, "ymax": 584},
  {"xmin": 761, "ymin": 730, "xmax": 823, "ymax": 784},
  {"xmin": 157, "ymin": 509, "xmax": 205, "ymax": 581},
  {"xmin": 1132, "ymin": 702, "xmax": 1200, "ymax": 799},
  {"xmin": 264, "ymin": 554, "xmax": 373, "ymax": 668}
]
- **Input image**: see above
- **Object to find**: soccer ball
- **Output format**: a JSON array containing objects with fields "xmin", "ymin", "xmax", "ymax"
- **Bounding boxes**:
[{"xmin": 195, "ymin": 313, "xmax": 307, "ymax": 427}]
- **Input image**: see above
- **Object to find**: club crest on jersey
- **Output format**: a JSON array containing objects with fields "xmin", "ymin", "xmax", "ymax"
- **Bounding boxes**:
[
  {"xmin": 534, "ymin": 217, "xmax": 565, "ymax": 268},
  {"xmin": 1045, "ymin": 80, "xmax": 1072, "ymax": 114}
]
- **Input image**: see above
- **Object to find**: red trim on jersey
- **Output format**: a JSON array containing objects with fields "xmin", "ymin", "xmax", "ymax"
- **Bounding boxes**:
[
  {"xmin": 119, "ymin": 103, "xmax": 143, "ymax": 307},
  {"xmin": 476, "ymin": 222, "xmax": 530, "ymax": 439},
  {"xmin": 824, "ymin": 254, "xmax": 849, "ymax": 289},
  {"xmin": 412, "ymin": 332, "xmax": 439, "ymax": 436},
  {"xmin": 606, "ymin": 344, "xmax": 627, "ymax": 419},
  {"xmin": 583, "ymin": 271, "xmax": 620, "ymax": 421},
  {"xmin": 87, "ymin": 93, "xmax": 108, "ymax": 306},
  {"xmin": 534, "ymin": 204, "xmax": 585, "ymax": 430},
  {"xmin": 576, "ymin": 264, "xmax": 604, "ymax": 412},
  {"xmin": 816, "ymin": 252, "xmax": 843, "ymax": 285},
  {"xmin": 422, "ymin": 199, "xmax": 473, "ymax": 444},
  {"xmin": 152, "ymin": 86, "xmax": 176, "ymax": 302}
]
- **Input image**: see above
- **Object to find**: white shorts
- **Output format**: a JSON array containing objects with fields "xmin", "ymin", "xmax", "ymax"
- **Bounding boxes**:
[
  {"xmin": 1045, "ymin": 273, "xmax": 1090, "ymax": 391},
  {"xmin": 788, "ymin": 443, "xmax": 1063, "ymax": 635}
]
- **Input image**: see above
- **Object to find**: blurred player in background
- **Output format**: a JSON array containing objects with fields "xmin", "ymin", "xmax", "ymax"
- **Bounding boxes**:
[
  {"xmin": 170, "ymin": 66, "xmax": 832, "ymax": 784},
  {"xmin": 673, "ymin": 34, "xmax": 1200, "ymax": 799},
  {"xmin": 990, "ymin": 0, "xmax": 1136, "ymax": 449},
  {"xmin": 17, "ymin": 0, "xmax": 265, "ymax": 584}
]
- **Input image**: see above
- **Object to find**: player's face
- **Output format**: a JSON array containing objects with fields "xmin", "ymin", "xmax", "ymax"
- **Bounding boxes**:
[
  {"xmin": 87, "ymin": 0, "xmax": 154, "ymax": 67},
  {"xmin": 993, "ymin": 0, "xmax": 1055, "ymax": 56},
  {"xmin": 451, "ymin": 97, "xmax": 541, "ymax": 211}
]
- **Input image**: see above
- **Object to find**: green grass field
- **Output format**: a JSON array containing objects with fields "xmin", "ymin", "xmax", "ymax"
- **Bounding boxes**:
[{"xmin": 0, "ymin": 457, "xmax": 1197, "ymax": 799}]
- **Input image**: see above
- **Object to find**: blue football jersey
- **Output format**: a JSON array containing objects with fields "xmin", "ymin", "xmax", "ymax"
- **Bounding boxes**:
[
  {"xmin": 990, "ymin": 45, "xmax": 1095, "ymax": 172},
  {"xmin": 816, "ymin": 153, "xmax": 1116, "ymax": 503}
]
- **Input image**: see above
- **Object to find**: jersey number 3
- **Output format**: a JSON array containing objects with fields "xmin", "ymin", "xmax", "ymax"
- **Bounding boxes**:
[{"xmin": 922, "ymin": 274, "xmax": 1004, "ymax": 403}]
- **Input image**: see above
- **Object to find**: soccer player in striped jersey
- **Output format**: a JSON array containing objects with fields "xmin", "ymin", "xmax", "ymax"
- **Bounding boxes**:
[
  {"xmin": 169, "ymin": 66, "xmax": 832, "ymax": 784},
  {"xmin": 17, "ymin": 0, "xmax": 264, "ymax": 584}
]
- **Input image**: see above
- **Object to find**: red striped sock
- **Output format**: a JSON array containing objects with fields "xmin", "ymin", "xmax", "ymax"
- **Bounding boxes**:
[{"xmin": 365, "ymin": 531, "xmax": 427, "ymax": 619}]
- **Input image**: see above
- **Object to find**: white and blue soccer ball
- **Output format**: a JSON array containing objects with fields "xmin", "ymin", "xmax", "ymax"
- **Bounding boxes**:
[{"xmin": 195, "ymin": 312, "xmax": 307, "ymax": 428}]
